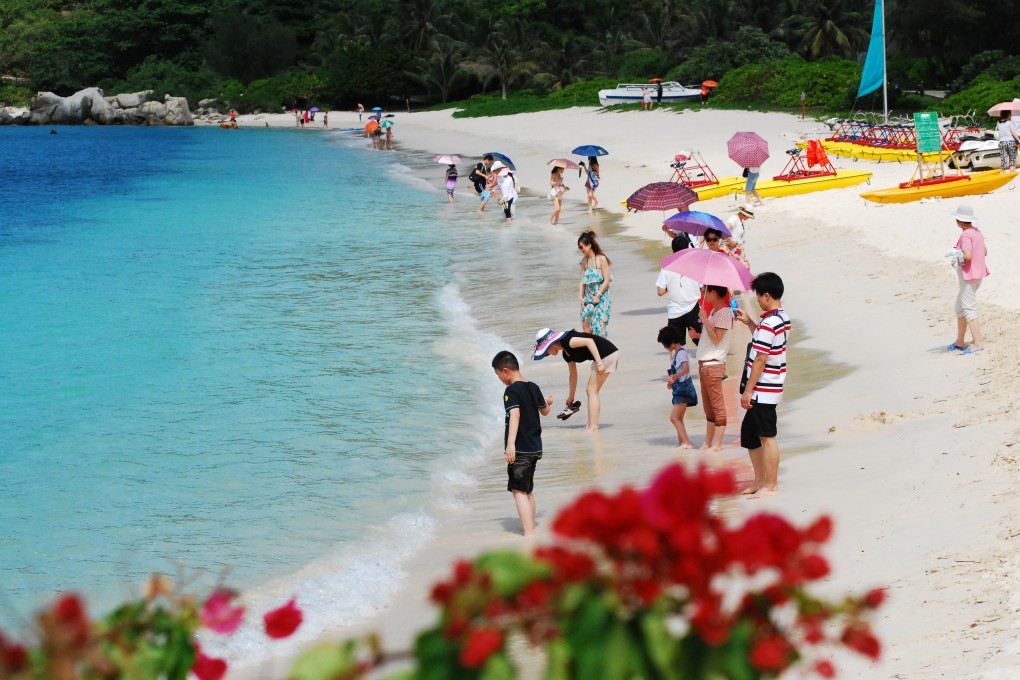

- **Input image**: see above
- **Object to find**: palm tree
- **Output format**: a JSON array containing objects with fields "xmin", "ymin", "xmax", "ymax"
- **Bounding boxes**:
[
  {"xmin": 412, "ymin": 36, "xmax": 468, "ymax": 103},
  {"xmin": 780, "ymin": 0, "xmax": 869, "ymax": 59}
]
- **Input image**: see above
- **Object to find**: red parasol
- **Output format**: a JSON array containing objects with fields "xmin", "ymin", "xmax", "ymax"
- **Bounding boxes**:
[
  {"xmin": 702, "ymin": 80, "xmax": 719, "ymax": 88},
  {"xmin": 649, "ymin": 78, "xmax": 663, "ymax": 83},
  {"xmin": 625, "ymin": 182, "xmax": 698, "ymax": 212},
  {"xmin": 727, "ymin": 131, "xmax": 770, "ymax": 168}
]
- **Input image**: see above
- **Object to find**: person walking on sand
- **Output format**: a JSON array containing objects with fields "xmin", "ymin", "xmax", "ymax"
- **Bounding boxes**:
[
  {"xmin": 744, "ymin": 166, "xmax": 763, "ymax": 206},
  {"xmin": 444, "ymin": 163, "xmax": 458, "ymax": 203},
  {"xmin": 492, "ymin": 350, "xmax": 553, "ymax": 537},
  {"xmin": 946, "ymin": 205, "xmax": 988, "ymax": 354},
  {"xmin": 323, "ymin": 113, "xmax": 328, "ymax": 128},
  {"xmin": 643, "ymin": 86, "xmax": 653, "ymax": 110},
  {"xmin": 357, "ymin": 103, "xmax": 364, "ymax": 122},
  {"xmin": 579, "ymin": 157, "xmax": 600, "ymax": 213},
  {"xmin": 578, "ymin": 231, "xmax": 611, "ymax": 337},
  {"xmin": 696, "ymin": 285, "xmax": 732, "ymax": 451},
  {"xmin": 657, "ymin": 235, "xmax": 702, "ymax": 345},
  {"xmin": 656, "ymin": 81, "xmax": 663, "ymax": 106},
  {"xmin": 658, "ymin": 325, "xmax": 697, "ymax": 448},
  {"xmin": 734, "ymin": 272, "xmax": 790, "ymax": 497},
  {"xmin": 533, "ymin": 328, "xmax": 619, "ymax": 433},
  {"xmin": 548, "ymin": 167, "xmax": 568, "ymax": 225}
]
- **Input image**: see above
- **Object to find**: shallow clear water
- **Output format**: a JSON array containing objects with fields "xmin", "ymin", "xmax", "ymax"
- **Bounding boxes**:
[{"xmin": 0, "ymin": 126, "xmax": 510, "ymax": 626}]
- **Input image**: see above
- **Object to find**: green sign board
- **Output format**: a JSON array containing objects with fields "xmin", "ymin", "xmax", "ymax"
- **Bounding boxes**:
[{"xmin": 914, "ymin": 112, "xmax": 942, "ymax": 154}]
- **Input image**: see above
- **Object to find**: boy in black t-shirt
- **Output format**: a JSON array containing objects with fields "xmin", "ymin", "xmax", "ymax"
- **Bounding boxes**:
[{"xmin": 492, "ymin": 350, "xmax": 553, "ymax": 537}]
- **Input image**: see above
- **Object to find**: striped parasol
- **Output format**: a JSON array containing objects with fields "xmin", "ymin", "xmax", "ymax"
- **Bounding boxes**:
[{"xmin": 625, "ymin": 182, "xmax": 698, "ymax": 212}]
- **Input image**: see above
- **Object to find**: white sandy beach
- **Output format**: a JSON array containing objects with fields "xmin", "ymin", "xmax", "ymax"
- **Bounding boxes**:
[{"xmin": 229, "ymin": 105, "xmax": 1020, "ymax": 679}]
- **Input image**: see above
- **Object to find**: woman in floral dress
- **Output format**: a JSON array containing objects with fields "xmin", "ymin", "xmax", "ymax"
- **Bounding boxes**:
[{"xmin": 577, "ymin": 230, "xmax": 612, "ymax": 337}]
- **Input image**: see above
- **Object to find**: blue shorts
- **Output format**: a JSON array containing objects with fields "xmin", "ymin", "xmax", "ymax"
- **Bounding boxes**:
[
  {"xmin": 671, "ymin": 379, "xmax": 698, "ymax": 406},
  {"xmin": 745, "ymin": 172, "xmax": 760, "ymax": 193}
]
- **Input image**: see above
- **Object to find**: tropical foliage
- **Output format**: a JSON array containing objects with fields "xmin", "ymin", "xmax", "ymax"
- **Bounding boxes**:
[
  {"xmin": 0, "ymin": 0, "xmax": 1018, "ymax": 113},
  {"xmin": 0, "ymin": 463, "xmax": 884, "ymax": 680}
]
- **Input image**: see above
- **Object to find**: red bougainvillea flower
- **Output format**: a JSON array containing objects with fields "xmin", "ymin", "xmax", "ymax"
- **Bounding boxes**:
[
  {"xmin": 749, "ymin": 633, "xmax": 794, "ymax": 672},
  {"xmin": 814, "ymin": 658, "xmax": 837, "ymax": 678},
  {"xmin": 0, "ymin": 632, "xmax": 28, "ymax": 673},
  {"xmin": 52, "ymin": 593, "xmax": 90, "ymax": 648},
  {"xmin": 191, "ymin": 643, "xmax": 228, "ymax": 680},
  {"xmin": 842, "ymin": 624, "xmax": 881, "ymax": 660},
  {"xmin": 458, "ymin": 627, "xmax": 503, "ymax": 669},
  {"xmin": 863, "ymin": 587, "xmax": 887, "ymax": 609},
  {"xmin": 263, "ymin": 598, "xmax": 303, "ymax": 639},
  {"xmin": 200, "ymin": 590, "xmax": 245, "ymax": 635}
]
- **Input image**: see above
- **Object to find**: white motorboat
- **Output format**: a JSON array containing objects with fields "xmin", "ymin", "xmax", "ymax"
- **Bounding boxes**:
[
  {"xmin": 949, "ymin": 134, "xmax": 998, "ymax": 170},
  {"xmin": 597, "ymin": 82, "xmax": 701, "ymax": 107}
]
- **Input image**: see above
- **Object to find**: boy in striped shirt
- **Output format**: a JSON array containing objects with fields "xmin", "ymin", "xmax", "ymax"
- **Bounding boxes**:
[{"xmin": 734, "ymin": 272, "xmax": 790, "ymax": 497}]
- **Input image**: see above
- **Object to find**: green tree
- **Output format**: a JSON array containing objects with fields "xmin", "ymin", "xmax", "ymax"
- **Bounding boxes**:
[
  {"xmin": 779, "ymin": 0, "xmax": 869, "ymax": 59},
  {"xmin": 203, "ymin": 7, "xmax": 297, "ymax": 83}
]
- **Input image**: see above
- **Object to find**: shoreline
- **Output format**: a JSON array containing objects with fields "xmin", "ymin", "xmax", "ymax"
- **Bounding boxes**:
[{"xmin": 231, "ymin": 107, "xmax": 1020, "ymax": 678}]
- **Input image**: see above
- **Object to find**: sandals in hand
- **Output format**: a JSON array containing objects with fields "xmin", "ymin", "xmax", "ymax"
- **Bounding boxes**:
[{"xmin": 557, "ymin": 401, "xmax": 582, "ymax": 420}]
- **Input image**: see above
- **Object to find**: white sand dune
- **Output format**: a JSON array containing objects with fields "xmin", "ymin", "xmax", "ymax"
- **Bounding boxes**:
[{"xmin": 231, "ymin": 106, "xmax": 1020, "ymax": 679}]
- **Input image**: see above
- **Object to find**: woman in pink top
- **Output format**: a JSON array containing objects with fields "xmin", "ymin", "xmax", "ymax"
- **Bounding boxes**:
[{"xmin": 949, "ymin": 205, "xmax": 988, "ymax": 354}]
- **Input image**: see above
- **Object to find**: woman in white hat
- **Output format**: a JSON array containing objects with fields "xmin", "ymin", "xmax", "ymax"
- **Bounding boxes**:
[{"xmin": 947, "ymin": 205, "xmax": 988, "ymax": 354}]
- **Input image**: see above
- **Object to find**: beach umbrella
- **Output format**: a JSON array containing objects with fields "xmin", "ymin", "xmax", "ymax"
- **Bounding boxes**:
[
  {"xmin": 660, "ymin": 248, "xmax": 753, "ymax": 291},
  {"xmin": 727, "ymin": 131, "xmax": 770, "ymax": 168},
  {"xmin": 625, "ymin": 182, "xmax": 698, "ymax": 212},
  {"xmin": 434, "ymin": 154, "xmax": 461, "ymax": 164},
  {"xmin": 649, "ymin": 78, "xmax": 663, "ymax": 83},
  {"xmin": 380, "ymin": 120, "xmax": 393, "ymax": 128},
  {"xmin": 365, "ymin": 121, "xmax": 379, "ymax": 133},
  {"xmin": 702, "ymin": 80, "xmax": 719, "ymax": 88},
  {"xmin": 368, "ymin": 114, "xmax": 381, "ymax": 121},
  {"xmin": 572, "ymin": 145, "xmax": 609, "ymax": 157},
  {"xmin": 548, "ymin": 158, "xmax": 580, "ymax": 170},
  {"xmin": 372, "ymin": 106, "xmax": 383, "ymax": 111},
  {"xmin": 987, "ymin": 100, "xmax": 1020, "ymax": 115},
  {"xmin": 309, "ymin": 106, "xmax": 320, "ymax": 112},
  {"xmin": 662, "ymin": 211, "xmax": 731, "ymax": 237},
  {"xmin": 484, "ymin": 152, "xmax": 516, "ymax": 171}
]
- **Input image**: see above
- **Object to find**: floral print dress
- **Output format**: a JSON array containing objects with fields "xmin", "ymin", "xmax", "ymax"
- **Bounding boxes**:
[{"xmin": 580, "ymin": 261, "xmax": 611, "ymax": 337}]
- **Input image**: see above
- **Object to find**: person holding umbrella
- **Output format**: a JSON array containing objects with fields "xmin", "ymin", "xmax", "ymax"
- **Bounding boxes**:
[
  {"xmin": 578, "ymin": 156, "xmax": 600, "ymax": 213},
  {"xmin": 548, "ymin": 166, "xmax": 569, "ymax": 226}
]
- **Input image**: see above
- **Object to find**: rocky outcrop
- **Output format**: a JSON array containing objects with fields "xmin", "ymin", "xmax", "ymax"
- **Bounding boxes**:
[{"xmin": 1, "ymin": 87, "xmax": 193, "ymax": 126}]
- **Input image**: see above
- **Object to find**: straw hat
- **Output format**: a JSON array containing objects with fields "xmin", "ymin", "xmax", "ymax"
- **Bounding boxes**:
[
  {"xmin": 950, "ymin": 205, "xmax": 976, "ymax": 223},
  {"xmin": 738, "ymin": 205, "xmax": 756, "ymax": 219}
]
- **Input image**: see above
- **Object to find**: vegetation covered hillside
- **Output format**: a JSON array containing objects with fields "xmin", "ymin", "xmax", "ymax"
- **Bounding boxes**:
[{"xmin": 1, "ymin": 0, "xmax": 1018, "ymax": 112}]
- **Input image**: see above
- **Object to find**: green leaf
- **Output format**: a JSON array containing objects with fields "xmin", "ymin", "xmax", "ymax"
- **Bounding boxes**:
[
  {"xmin": 289, "ymin": 641, "xmax": 358, "ymax": 680},
  {"xmin": 714, "ymin": 619, "xmax": 757, "ymax": 680},
  {"xmin": 542, "ymin": 638, "xmax": 572, "ymax": 680},
  {"xmin": 639, "ymin": 610, "xmax": 682, "ymax": 679},
  {"xmin": 479, "ymin": 651, "xmax": 515, "ymax": 680},
  {"xmin": 474, "ymin": 551, "xmax": 551, "ymax": 598},
  {"xmin": 413, "ymin": 629, "xmax": 468, "ymax": 680}
]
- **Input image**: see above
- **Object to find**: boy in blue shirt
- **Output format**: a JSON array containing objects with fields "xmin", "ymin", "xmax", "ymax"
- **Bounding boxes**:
[{"xmin": 492, "ymin": 350, "xmax": 553, "ymax": 536}]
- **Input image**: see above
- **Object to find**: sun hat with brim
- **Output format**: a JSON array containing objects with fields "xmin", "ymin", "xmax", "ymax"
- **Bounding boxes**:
[
  {"xmin": 490, "ymin": 161, "xmax": 506, "ymax": 171},
  {"xmin": 950, "ymin": 205, "xmax": 976, "ymax": 223},
  {"xmin": 738, "ymin": 205, "xmax": 756, "ymax": 219},
  {"xmin": 534, "ymin": 328, "xmax": 567, "ymax": 360}
]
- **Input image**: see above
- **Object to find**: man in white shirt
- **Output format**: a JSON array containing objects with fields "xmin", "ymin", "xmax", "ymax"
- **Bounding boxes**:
[{"xmin": 656, "ymin": 235, "xmax": 702, "ymax": 344}]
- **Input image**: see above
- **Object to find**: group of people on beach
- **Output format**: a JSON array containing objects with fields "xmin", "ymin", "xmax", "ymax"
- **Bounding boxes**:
[{"xmin": 491, "ymin": 212, "xmax": 791, "ymax": 535}]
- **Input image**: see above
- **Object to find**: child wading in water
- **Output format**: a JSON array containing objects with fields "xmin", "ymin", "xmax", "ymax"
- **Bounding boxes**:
[
  {"xmin": 492, "ymin": 351, "xmax": 553, "ymax": 536},
  {"xmin": 658, "ymin": 325, "xmax": 697, "ymax": 448}
]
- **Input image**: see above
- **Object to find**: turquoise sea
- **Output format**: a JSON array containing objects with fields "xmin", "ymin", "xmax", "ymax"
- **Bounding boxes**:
[{"xmin": 0, "ymin": 125, "xmax": 551, "ymax": 634}]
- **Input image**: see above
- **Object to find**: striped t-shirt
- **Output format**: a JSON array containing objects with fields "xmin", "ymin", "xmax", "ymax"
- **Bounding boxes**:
[{"xmin": 745, "ymin": 308, "xmax": 791, "ymax": 405}]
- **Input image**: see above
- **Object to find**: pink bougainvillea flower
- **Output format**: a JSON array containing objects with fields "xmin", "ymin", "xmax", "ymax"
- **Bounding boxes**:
[
  {"xmin": 263, "ymin": 598, "xmax": 303, "ymax": 639},
  {"xmin": 200, "ymin": 590, "xmax": 245, "ymax": 635},
  {"xmin": 191, "ymin": 644, "xmax": 228, "ymax": 680}
]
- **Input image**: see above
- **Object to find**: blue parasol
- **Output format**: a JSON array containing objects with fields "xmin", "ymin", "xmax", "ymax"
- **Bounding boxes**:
[
  {"xmin": 572, "ymin": 145, "xmax": 609, "ymax": 157},
  {"xmin": 662, "ymin": 211, "xmax": 732, "ymax": 237},
  {"xmin": 483, "ymin": 152, "xmax": 516, "ymax": 171},
  {"xmin": 372, "ymin": 106, "xmax": 383, "ymax": 111}
]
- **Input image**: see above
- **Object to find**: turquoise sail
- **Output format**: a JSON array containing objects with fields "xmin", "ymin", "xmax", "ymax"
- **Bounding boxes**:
[{"xmin": 858, "ymin": 0, "xmax": 885, "ymax": 97}]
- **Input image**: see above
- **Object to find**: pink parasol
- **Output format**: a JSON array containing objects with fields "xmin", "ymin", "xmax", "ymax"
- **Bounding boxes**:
[
  {"xmin": 727, "ymin": 131, "xmax": 770, "ymax": 168},
  {"xmin": 660, "ymin": 248, "xmax": 754, "ymax": 291},
  {"xmin": 625, "ymin": 182, "xmax": 698, "ymax": 212},
  {"xmin": 987, "ymin": 100, "xmax": 1020, "ymax": 115}
]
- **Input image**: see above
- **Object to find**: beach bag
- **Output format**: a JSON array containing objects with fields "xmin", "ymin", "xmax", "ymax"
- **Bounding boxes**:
[{"xmin": 742, "ymin": 167, "xmax": 750, "ymax": 178}]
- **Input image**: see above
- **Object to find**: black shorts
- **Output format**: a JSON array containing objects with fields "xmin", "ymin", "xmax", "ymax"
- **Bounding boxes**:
[
  {"xmin": 508, "ymin": 454, "xmax": 540, "ymax": 493},
  {"xmin": 473, "ymin": 181, "xmax": 485, "ymax": 194},
  {"xmin": 667, "ymin": 307, "xmax": 703, "ymax": 345},
  {"xmin": 741, "ymin": 402, "xmax": 778, "ymax": 449}
]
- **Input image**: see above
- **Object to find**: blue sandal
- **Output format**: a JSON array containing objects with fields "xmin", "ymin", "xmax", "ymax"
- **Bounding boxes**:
[
  {"xmin": 946, "ymin": 343, "xmax": 967, "ymax": 351},
  {"xmin": 959, "ymin": 347, "xmax": 983, "ymax": 355}
]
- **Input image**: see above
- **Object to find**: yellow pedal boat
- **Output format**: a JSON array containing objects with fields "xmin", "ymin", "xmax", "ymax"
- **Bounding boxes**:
[
  {"xmin": 860, "ymin": 169, "xmax": 1017, "ymax": 204},
  {"xmin": 751, "ymin": 169, "xmax": 873, "ymax": 198},
  {"xmin": 692, "ymin": 176, "xmax": 745, "ymax": 200},
  {"xmin": 799, "ymin": 139, "xmax": 943, "ymax": 163}
]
